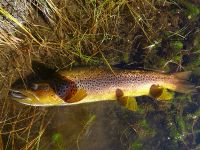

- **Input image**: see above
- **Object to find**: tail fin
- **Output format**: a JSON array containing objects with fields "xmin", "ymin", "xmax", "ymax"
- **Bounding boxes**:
[{"xmin": 173, "ymin": 71, "xmax": 196, "ymax": 93}]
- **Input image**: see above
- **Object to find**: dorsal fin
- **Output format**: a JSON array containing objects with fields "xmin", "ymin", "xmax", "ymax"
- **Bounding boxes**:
[{"xmin": 114, "ymin": 64, "xmax": 167, "ymax": 73}]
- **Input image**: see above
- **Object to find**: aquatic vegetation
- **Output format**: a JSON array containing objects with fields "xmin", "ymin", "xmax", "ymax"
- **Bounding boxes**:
[
  {"xmin": 170, "ymin": 41, "xmax": 183, "ymax": 52},
  {"xmin": 76, "ymin": 115, "xmax": 96, "ymax": 150},
  {"xmin": 176, "ymin": 0, "xmax": 200, "ymax": 19},
  {"xmin": 52, "ymin": 132, "xmax": 64, "ymax": 150},
  {"xmin": 133, "ymin": 119, "xmax": 156, "ymax": 138},
  {"xmin": 129, "ymin": 138, "xmax": 143, "ymax": 150}
]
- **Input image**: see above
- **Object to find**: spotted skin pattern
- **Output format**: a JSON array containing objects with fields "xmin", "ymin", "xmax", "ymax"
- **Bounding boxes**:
[
  {"xmin": 49, "ymin": 75, "xmax": 77, "ymax": 102},
  {"xmin": 58, "ymin": 67, "xmax": 180, "ymax": 104},
  {"xmin": 10, "ymin": 67, "xmax": 193, "ymax": 106}
]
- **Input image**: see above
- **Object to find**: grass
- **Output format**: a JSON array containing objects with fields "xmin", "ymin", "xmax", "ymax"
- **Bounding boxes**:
[
  {"xmin": 0, "ymin": 0, "xmax": 199, "ymax": 149},
  {"xmin": 76, "ymin": 115, "xmax": 96, "ymax": 150},
  {"xmin": 0, "ymin": 107, "xmax": 49, "ymax": 150}
]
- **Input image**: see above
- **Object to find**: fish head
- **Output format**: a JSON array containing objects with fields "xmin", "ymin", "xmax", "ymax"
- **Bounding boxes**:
[{"xmin": 9, "ymin": 82, "xmax": 65, "ymax": 106}]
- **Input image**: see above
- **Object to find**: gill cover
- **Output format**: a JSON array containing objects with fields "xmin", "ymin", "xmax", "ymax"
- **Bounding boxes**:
[
  {"xmin": 32, "ymin": 61, "xmax": 87, "ymax": 103},
  {"xmin": 10, "ymin": 61, "xmax": 87, "ymax": 106},
  {"xmin": 50, "ymin": 74, "xmax": 87, "ymax": 103}
]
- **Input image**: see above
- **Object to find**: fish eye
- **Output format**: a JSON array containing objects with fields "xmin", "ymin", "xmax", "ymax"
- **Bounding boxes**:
[
  {"xmin": 31, "ymin": 83, "xmax": 39, "ymax": 90},
  {"xmin": 31, "ymin": 83, "xmax": 50, "ymax": 90}
]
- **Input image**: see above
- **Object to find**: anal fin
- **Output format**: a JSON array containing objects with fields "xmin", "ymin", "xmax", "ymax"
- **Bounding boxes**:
[
  {"xmin": 149, "ymin": 84, "xmax": 174, "ymax": 101},
  {"xmin": 116, "ymin": 89, "xmax": 138, "ymax": 111}
]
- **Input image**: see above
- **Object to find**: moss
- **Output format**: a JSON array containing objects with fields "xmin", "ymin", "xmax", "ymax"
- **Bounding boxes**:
[
  {"xmin": 135, "ymin": 119, "xmax": 156, "ymax": 138},
  {"xmin": 167, "ymin": 116, "xmax": 183, "ymax": 142},
  {"xmin": 123, "ymin": 52, "xmax": 130, "ymax": 64},
  {"xmin": 52, "ymin": 133, "xmax": 62, "ymax": 143},
  {"xmin": 176, "ymin": 115, "xmax": 186, "ymax": 133},
  {"xmin": 129, "ymin": 138, "xmax": 143, "ymax": 150},
  {"xmin": 193, "ymin": 35, "xmax": 200, "ymax": 50},
  {"xmin": 52, "ymin": 132, "xmax": 65, "ymax": 150},
  {"xmin": 170, "ymin": 41, "xmax": 183, "ymax": 52},
  {"xmin": 193, "ymin": 107, "xmax": 200, "ymax": 117},
  {"xmin": 176, "ymin": 0, "xmax": 200, "ymax": 19},
  {"xmin": 184, "ymin": 51, "xmax": 200, "ymax": 74}
]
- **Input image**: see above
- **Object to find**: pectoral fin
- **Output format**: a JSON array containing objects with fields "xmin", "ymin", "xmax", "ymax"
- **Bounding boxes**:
[
  {"xmin": 149, "ymin": 84, "xmax": 174, "ymax": 101},
  {"xmin": 66, "ymin": 89, "xmax": 87, "ymax": 103},
  {"xmin": 116, "ymin": 89, "xmax": 138, "ymax": 111}
]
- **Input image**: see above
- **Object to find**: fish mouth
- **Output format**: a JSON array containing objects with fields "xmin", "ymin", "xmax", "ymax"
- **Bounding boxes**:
[{"xmin": 9, "ymin": 90, "xmax": 29, "ymax": 100}]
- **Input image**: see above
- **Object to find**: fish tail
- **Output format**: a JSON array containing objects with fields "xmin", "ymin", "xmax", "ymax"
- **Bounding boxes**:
[{"xmin": 173, "ymin": 71, "xmax": 196, "ymax": 93}]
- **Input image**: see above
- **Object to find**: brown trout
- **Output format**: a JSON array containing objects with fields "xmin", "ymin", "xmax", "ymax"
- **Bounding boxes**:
[{"xmin": 9, "ymin": 67, "xmax": 195, "ymax": 107}]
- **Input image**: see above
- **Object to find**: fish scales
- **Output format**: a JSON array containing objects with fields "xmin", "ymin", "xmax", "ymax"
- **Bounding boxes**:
[
  {"xmin": 9, "ymin": 67, "xmax": 194, "ymax": 106},
  {"xmin": 59, "ymin": 68, "xmax": 176, "ymax": 102}
]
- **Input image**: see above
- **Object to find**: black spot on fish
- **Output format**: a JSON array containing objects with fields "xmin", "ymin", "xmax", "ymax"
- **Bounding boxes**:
[{"xmin": 49, "ymin": 74, "xmax": 77, "ymax": 102}]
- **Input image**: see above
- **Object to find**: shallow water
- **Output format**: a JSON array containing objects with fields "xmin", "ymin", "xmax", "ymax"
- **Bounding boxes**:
[
  {"xmin": 3, "ymin": 93, "xmax": 200, "ymax": 150},
  {"xmin": 41, "ymin": 102, "xmax": 136, "ymax": 150}
]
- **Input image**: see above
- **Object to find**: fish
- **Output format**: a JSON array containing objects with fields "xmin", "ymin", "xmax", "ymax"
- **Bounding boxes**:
[{"xmin": 9, "ymin": 65, "xmax": 195, "ymax": 110}]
